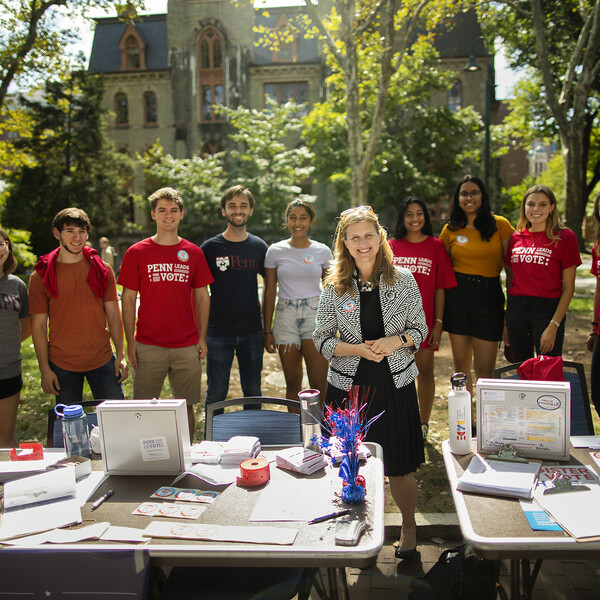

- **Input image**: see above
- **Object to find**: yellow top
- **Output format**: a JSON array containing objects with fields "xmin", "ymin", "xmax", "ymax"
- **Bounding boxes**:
[{"xmin": 440, "ymin": 215, "xmax": 514, "ymax": 277}]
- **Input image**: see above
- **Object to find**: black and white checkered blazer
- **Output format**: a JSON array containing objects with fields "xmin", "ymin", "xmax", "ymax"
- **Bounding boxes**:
[{"xmin": 313, "ymin": 267, "xmax": 428, "ymax": 391}]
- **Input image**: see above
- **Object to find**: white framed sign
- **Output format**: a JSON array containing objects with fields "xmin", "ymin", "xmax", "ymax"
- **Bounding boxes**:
[{"xmin": 476, "ymin": 378, "xmax": 570, "ymax": 462}]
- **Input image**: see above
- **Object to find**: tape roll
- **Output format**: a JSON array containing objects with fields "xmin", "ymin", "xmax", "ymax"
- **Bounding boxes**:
[{"xmin": 236, "ymin": 457, "xmax": 270, "ymax": 487}]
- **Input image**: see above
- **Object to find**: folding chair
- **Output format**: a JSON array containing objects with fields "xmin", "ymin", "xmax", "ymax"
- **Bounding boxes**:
[{"xmin": 205, "ymin": 396, "xmax": 302, "ymax": 446}]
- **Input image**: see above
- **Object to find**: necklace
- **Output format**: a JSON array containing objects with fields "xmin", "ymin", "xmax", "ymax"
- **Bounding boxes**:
[{"xmin": 358, "ymin": 279, "xmax": 373, "ymax": 292}]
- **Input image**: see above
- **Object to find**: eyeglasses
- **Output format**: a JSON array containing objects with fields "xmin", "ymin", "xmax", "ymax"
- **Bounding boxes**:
[
  {"xmin": 0, "ymin": 241, "xmax": 8, "ymax": 249},
  {"xmin": 459, "ymin": 191, "xmax": 481, "ymax": 199},
  {"xmin": 340, "ymin": 205, "xmax": 374, "ymax": 217}
]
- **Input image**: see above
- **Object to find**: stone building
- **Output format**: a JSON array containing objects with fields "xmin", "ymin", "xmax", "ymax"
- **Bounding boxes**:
[{"xmin": 88, "ymin": 4, "xmax": 494, "ymax": 231}]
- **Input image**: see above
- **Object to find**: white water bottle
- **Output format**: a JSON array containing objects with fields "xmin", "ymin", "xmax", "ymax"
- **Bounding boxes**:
[{"xmin": 448, "ymin": 372, "xmax": 472, "ymax": 455}]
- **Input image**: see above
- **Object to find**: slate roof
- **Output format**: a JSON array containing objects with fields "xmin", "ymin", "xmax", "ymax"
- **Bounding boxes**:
[
  {"xmin": 89, "ymin": 14, "xmax": 169, "ymax": 73},
  {"xmin": 434, "ymin": 10, "xmax": 484, "ymax": 58}
]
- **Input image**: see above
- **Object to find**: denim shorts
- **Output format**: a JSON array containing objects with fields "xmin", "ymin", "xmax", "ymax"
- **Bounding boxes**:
[{"xmin": 273, "ymin": 296, "xmax": 320, "ymax": 347}]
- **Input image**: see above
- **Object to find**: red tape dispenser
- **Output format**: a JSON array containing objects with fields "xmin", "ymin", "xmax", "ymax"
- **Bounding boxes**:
[
  {"xmin": 236, "ymin": 458, "xmax": 270, "ymax": 487},
  {"xmin": 10, "ymin": 443, "xmax": 44, "ymax": 461}
]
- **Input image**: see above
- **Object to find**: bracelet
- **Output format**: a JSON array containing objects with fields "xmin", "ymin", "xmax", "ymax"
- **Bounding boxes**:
[
  {"xmin": 264, "ymin": 331, "xmax": 272, "ymax": 335},
  {"xmin": 550, "ymin": 319, "xmax": 560, "ymax": 328},
  {"xmin": 435, "ymin": 318, "xmax": 443, "ymax": 326}
]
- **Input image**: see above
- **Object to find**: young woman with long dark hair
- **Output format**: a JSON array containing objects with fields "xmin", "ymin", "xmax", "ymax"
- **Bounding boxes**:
[
  {"xmin": 389, "ymin": 197, "xmax": 456, "ymax": 440},
  {"xmin": 440, "ymin": 175, "xmax": 514, "ymax": 400}
]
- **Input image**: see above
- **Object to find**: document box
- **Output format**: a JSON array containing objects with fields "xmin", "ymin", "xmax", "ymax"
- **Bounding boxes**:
[{"xmin": 97, "ymin": 399, "xmax": 191, "ymax": 475}]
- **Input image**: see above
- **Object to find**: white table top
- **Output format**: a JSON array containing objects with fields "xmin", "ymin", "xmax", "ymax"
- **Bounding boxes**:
[
  {"xmin": 443, "ymin": 440, "xmax": 600, "ymax": 560},
  {"xmin": 0, "ymin": 444, "xmax": 385, "ymax": 569}
]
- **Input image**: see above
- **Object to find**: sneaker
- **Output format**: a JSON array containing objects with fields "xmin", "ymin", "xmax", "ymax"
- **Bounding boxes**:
[{"xmin": 421, "ymin": 423, "xmax": 429, "ymax": 441}]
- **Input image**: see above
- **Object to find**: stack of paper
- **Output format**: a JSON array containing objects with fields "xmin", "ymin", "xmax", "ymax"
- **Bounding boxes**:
[
  {"xmin": 220, "ymin": 436, "xmax": 261, "ymax": 465},
  {"xmin": 0, "ymin": 468, "xmax": 82, "ymax": 540},
  {"xmin": 457, "ymin": 453, "xmax": 541, "ymax": 500},
  {"xmin": 190, "ymin": 441, "xmax": 224, "ymax": 464},
  {"xmin": 327, "ymin": 437, "xmax": 371, "ymax": 463},
  {"xmin": 275, "ymin": 447, "xmax": 327, "ymax": 475}
]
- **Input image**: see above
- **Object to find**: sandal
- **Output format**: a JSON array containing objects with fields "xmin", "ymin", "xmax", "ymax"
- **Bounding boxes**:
[{"xmin": 421, "ymin": 423, "xmax": 429, "ymax": 441}]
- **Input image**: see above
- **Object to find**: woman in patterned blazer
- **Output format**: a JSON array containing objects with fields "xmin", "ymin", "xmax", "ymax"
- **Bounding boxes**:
[{"xmin": 313, "ymin": 206, "xmax": 428, "ymax": 560}]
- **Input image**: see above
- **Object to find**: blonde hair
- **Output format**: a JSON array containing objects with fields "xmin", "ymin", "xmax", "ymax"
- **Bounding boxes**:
[
  {"xmin": 517, "ymin": 184, "xmax": 565, "ymax": 244},
  {"xmin": 325, "ymin": 207, "xmax": 396, "ymax": 296}
]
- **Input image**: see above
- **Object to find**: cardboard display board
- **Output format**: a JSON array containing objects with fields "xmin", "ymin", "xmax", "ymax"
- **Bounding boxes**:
[
  {"xmin": 97, "ymin": 399, "xmax": 191, "ymax": 475},
  {"xmin": 476, "ymin": 378, "xmax": 570, "ymax": 461}
]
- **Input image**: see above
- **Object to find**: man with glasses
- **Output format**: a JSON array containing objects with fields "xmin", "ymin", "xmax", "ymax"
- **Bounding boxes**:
[
  {"xmin": 201, "ymin": 186, "xmax": 268, "ymax": 422},
  {"xmin": 28, "ymin": 208, "xmax": 128, "ymax": 404}
]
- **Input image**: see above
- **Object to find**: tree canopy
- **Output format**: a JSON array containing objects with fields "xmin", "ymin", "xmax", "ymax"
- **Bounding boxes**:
[
  {"xmin": 482, "ymin": 0, "xmax": 600, "ymax": 245},
  {"xmin": 2, "ymin": 68, "xmax": 134, "ymax": 255}
]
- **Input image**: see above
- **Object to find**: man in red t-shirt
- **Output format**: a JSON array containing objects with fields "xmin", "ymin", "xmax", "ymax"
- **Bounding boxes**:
[
  {"xmin": 118, "ymin": 188, "xmax": 213, "ymax": 439},
  {"xmin": 29, "ymin": 208, "xmax": 128, "ymax": 404}
]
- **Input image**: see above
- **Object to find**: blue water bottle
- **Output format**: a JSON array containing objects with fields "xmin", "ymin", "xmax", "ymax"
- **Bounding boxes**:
[{"xmin": 54, "ymin": 404, "xmax": 92, "ymax": 458}]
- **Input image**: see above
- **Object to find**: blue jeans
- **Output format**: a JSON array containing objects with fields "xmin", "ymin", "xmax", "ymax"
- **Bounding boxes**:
[
  {"xmin": 205, "ymin": 331, "xmax": 263, "ymax": 417},
  {"xmin": 49, "ymin": 356, "xmax": 124, "ymax": 405}
]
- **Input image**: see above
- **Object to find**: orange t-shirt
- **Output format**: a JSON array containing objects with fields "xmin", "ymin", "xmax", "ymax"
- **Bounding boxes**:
[
  {"xmin": 29, "ymin": 259, "xmax": 118, "ymax": 372},
  {"xmin": 439, "ymin": 215, "xmax": 514, "ymax": 278}
]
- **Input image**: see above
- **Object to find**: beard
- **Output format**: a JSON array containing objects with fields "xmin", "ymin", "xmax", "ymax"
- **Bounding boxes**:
[{"xmin": 226, "ymin": 214, "xmax": 248, "ymax": 228}]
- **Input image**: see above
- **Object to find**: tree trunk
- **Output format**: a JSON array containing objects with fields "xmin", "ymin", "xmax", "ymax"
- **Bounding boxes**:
[{"xmin": 561, "ymin": 125, "xmax": 586, "ymax": 249}]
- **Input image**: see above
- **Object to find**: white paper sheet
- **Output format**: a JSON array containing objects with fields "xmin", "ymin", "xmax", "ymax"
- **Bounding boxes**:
[
  {"xmin": 571, "ymin": 436, "xmax": 600, "ymax": 448},
  {"xmin": 0, "ymin": 449, "xmax": 66, "ymax": 482},
  {"xmin": 1, "ymin": 522, "xmax": 110, "ymax": 546},
  {"xmin": 99, "ymin": 525, "xmax": 148, "ymax": 543},
  {"xmin": 249, "ymin": 477, "xmax": 336, "ymax": 522},
  {"xmin": 532, "ymin": 484, "xmax": 600, "ymax": 540},
  {"xmin": 172, "ymin": 462, "xmax": 240, "ymax": 486},
  {"xmin": 0, "ymin": 468, "xmax": 81, "ymax": 540},
  {"xmin": 143, "ymin": 521, "xmax": 298, "ymax": 545},
  {"xmin": 75, "ymin": 471, "xmax": 107, "ymax": 506}
]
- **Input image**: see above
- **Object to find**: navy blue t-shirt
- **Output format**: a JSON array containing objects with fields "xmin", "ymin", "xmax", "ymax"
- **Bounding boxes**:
[{"xmin": 201, "ymin": 233, "xmax": 267, "ymax": 336}]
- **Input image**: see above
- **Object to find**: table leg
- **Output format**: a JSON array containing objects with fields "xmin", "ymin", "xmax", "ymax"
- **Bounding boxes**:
[
  {"xmin": 510, "ymin": 559, "xmax": 520, "ymax": 600},
  {"xmin": 520, "ymin": 558, "xmax": 543, "ymax": 600},
  {"xmin": 326, "ymin": 568, "xmax": 339, "ymax": 600}
]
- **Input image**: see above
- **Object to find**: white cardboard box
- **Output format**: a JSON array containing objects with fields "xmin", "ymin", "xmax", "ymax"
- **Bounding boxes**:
[
  {"xmin": 97, "ymin": 399, "xmax": 191, "ymax": 475},
  {"xmin": 476, "ymin": 378, "xmax": 570, "ymax": 461}
]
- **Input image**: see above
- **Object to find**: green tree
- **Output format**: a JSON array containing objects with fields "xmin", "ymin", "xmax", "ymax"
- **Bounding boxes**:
[
  {"xmin": 256, "ymin": 0, "xmax": 467, "ymax": 206},
  {"xmin": 2, "ymin": 68, "xmax": 134, "ymax": 255},
  {"xmin": 217, "ymin": 98, "xmax": 316, "ymax": 227},
  {"xmin": 482, "ymin": 0, "xmax": 600, "ymax": 246},
  {"xmin": 304, "ymin": 37, "xmax": 481, "ymax": 212},
  {"xmin": 0, "ymin": 0, "xmax": 142, "ymax": 110},
  {"xmin": 139, "ymin": 142, "xmax": 227, "ymax": 240}
]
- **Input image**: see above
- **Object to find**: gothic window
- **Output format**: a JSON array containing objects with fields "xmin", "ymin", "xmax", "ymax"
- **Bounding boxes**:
[
  {"xmin": 118, "ymin": 25, "xmax": 147, "ymax": 71},
  {"xmin": 144, "ymin": 91, "xmax": 158, "ymax": 126},
  {"xmin": 127, "ymin": 36, "xmax": 140, "ymax": 69},
  {"xmin": 115, "ymin": 93, "xmax": 128, "ymax": 126},
  {"xmin": 272, "ymin": 13, "xmax": 298, "ymax": 63},
  {"xmin": 448, "ymin": 80, "xmax": 462, "ymax": 111},
  {"xmin": 198, "ymin": 28, "xmax": 225, "ymax": 123},
  {"xmin": 264, "ymin": 82, "xmax": 309, "ymax": 115}
]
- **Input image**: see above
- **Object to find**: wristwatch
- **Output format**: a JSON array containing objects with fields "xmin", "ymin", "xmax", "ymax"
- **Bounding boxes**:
[{"xmin": 399, "ymin": 333, "xmax": 408, "ymax": 347}]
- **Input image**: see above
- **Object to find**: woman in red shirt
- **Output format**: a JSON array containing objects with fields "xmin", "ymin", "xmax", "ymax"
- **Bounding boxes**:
[
  {"xmin": 505, "ymin": 185, "xmax": 581, "ymax": 361},
  {"xmin": 389, "ymin": 197, "xmax": 456, "ymax": 440}
]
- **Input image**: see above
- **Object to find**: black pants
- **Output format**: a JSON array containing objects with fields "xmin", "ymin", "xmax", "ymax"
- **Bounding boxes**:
[{"xmin": 506, "ymin": 295, "xmax": 564, "ymax": 362}]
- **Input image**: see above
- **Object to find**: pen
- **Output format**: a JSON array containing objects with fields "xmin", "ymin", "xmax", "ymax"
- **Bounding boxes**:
[
  {"xmin": 309, "ymin": 509, "xmax": 351, "ymax": 524},
  {"xmin": 91, "ymin": 489, "xmax": 114, "ymax": 511}
]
